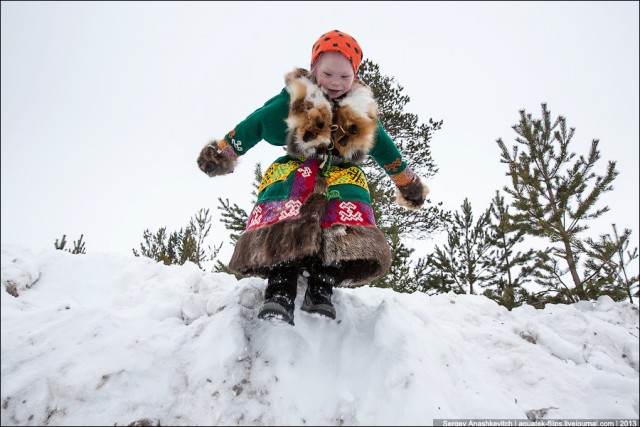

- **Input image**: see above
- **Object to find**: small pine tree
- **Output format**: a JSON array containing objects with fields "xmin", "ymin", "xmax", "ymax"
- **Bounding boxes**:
[
  {"xmin": 480, "ymin": 191, "xmax": 548, "ymax": 309},
  {"xmin": 375, "ymin": 227, "xmax": 415, "ymax": 292},
  {"xmin": 217, "ymin": 198, "xmax": 250, "ymax": 247},
  {"xmin": 54, "ymin": 235, "xmax": 67, "ymax": 250},
  {"xmin": 217, "ymin": 163, "xmax": 262, "ymax": 247},
  {"xmin": 54, "ymin": 234, "xmax": 86, "ymax": 254},
  {"xmin": 425, "ymin": 198, "xmax": 492, "ymax": 295},
  {"xmin": 580, "ymin": 224, "xmax": 639, "ymax": 303},
  {"xmin": 497, "ymin": 103, "xmax": 619, "ymax": 302},
  {"xmin": 213, "ymin": 163, "xmax": 263, "ymax": 276},
  {"xmin": 133, "ymin": 208, "xmax": 221, "ymax": 270},
  {"xmin": 412, "ymin": 254, "xmax": 457, "ymax": 295}
]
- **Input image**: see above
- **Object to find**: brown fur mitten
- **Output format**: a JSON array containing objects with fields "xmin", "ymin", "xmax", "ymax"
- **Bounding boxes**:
[
  {"xmin": 395, "ymin": 175, "xmax": 430, "ymax": 211},
  {"xmin": 197, "ymin": 140, "xmax": 237, "ymax": 177}
]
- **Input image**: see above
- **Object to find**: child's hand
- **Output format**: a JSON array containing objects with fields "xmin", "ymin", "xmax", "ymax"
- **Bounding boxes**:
[
  {"xmin": 395, "ymin": 175, "xmax": 430, "ymax": 211},
  {"xmin": 197, "ymin": 140, "xmax": 237, "ymax": 177}
]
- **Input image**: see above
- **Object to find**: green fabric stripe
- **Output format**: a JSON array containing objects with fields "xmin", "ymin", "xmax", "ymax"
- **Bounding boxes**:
[
  {"xmin": 256, "ymin": 175, "xmax": 296, "ymax": 202},
  {"xmin": 325, "ymin": 184, "xmax": 371, "ymax": 204},
  {"xmin": 256, "ymin": 157, "xmax": 372, "ymax": 205},
  {"xmin": 257, "ymin": 180, "xmax": 371, "ymax": 204}
]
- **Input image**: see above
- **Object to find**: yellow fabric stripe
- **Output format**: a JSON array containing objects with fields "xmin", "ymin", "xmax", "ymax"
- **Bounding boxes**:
[
  {"xmin": 258, "ymin": 159, "xmax": 303, "ymax": 193},
  {"xmin": 326, "ymin": 166, "xmax": 369, "ymax": 192}
]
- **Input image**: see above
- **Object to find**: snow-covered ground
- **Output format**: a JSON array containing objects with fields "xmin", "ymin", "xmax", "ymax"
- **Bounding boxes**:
[{"xmin": 1, "ymin": 243, "xmax": 638, "ymax": 426}]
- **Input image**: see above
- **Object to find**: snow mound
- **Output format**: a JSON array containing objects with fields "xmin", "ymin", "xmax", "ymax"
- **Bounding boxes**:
[{"xmin": 1, "ymin": 244, "xmax": 638, "ymax": 425}]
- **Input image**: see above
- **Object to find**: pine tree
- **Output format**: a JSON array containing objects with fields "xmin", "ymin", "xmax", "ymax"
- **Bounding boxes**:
[
  {"xmin": 217, "ymin": 199, "xmax": 249, "ymax": 247},
  {"xmin": 412, "ymin": 255, "xmax": 457, "ymax": 295},
  {"xmin": 424, "ymin": 198, "xmax": 492, "ymax": 295},
  {"xmin": 133, "ymin": 208, "xmax": 221, "ymax": 269},
  {"xmin": 188, "ymin": 208, "xmax": 222, "ymax": 268},
  {"xmin": 580, "ymin": 224, "xmax": 639, "ymax": 303},
  {"xmin": 213, "ymin": 163, "xmax": 262, "ymax": 275},
  {"xmin": 357, "ymin": 60, "xmax": 450, "ymax": 291},
  {"xmin": 480, "ymin": 191, "xmax": 549, "ymax": 309},
  {"xmin": 497, "ymin": 103, "xmax": 619, "ymax": 302},
  {"xmin": 377, "ymin": 227, "xmax": 414, "ymax": 290},
  {"xmin": 54, "ymin": 234, "xmax": 87, "ymax": 254}
]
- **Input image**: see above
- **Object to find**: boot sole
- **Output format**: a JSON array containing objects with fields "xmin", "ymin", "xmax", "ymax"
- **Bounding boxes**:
[
  {"xmin": 300, "ymin": 303, "xmax": 336, "ymax": 320},
  {"xmin": 258, "ymin": 302, "xmax": 294, "ymax": 325}
]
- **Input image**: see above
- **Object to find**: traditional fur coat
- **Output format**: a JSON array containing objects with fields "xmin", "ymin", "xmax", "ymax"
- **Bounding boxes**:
[{"xmin": 228, "ymin": 69, "xmax": 392, "ymax": 286}]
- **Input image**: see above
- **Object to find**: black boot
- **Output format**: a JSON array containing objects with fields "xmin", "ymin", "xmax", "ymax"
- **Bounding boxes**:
[
  {"xmin": 301, "ymin": 271, "xmax": 337, "ymax": 319},
  {"xmin": 258, "ymin": 267, "xmax": 298, "ymax": 325}
]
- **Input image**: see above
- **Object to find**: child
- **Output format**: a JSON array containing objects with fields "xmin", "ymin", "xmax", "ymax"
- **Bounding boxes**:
[{"xmin": 197, "ymin": 30, "xmax": 429, "ymax": 325}]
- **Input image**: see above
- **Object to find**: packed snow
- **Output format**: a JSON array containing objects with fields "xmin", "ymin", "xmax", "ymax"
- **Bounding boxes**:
[{"xmin": 1, "ymin": 243, "xmax": 638, "ymax": 426}]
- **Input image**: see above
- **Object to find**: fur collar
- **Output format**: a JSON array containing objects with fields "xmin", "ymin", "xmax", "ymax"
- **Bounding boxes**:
[{"xmin": 284, "ymin": 68, "xmax": 378, "ymax": 164}]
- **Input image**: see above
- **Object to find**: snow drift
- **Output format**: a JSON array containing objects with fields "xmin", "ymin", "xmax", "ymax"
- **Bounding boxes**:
[{"xmin": 1, "ymin": 244, "xmax": 638, "ymax": 425}]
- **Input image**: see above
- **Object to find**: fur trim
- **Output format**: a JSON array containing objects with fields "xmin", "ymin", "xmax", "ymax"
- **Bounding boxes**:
[
  {"xmin": 284, "ymin": 69, "xmax": 378, "ymax": 164},
  {"xmin": 321, "ymin": 225, "xmax": 391, "ymax": 286},
  {"xmin": 395, "ymin": 175, "xmax": 430, "ymax": 211},
  {"xmin": 229, "ymin": 192, "xmax": 327, "ymax": 277},
  {"xmin": 197, "ymin": 140, "xmax": 237, "ymax": 177},
  {"xmin": 333, "ymin": 81, "xmax": 378, "ymax": 163},
  {"xmin": 284, "ymin": 68, "xmax": 333, "ymax": 158},
  {"xmin": 229, "ymin": 220, "xmax": 391, "ymax": 286},
  {"xmin": 229, "ymin": 172, "xmax": 329, "ymax": 276}
]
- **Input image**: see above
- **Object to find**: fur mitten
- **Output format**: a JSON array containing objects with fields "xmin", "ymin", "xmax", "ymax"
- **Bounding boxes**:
[
  {"xmin": 395, "ymin": 175, "xmax": 430, "ymax": 211},
  {"xmin": 197, "ymin": 140, "xmax": 237, "ymax": 177}
]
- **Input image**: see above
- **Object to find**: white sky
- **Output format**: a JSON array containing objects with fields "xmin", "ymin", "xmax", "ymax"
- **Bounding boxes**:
[
  {"xmin": 1, "ymin": 2, "xmax": 639, "ymax": 265},
  {"xmin": 1, "ymin": 243, "xmax": 638, "ymax": 424}
]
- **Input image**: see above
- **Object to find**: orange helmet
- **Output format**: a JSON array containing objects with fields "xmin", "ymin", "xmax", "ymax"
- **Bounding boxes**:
[{"xmin": 311, "ymin": 30, "xmax": 363, "ymax": 76}]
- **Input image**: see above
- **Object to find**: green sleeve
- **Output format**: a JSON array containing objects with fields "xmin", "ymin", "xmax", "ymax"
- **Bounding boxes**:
[
  {"xmin": 218, "ymin": 89, "xmax": 291, "ymax": 158},
  {"xmin": 369, "ymin": 120, "xmax": 416, "ymax": 187}
]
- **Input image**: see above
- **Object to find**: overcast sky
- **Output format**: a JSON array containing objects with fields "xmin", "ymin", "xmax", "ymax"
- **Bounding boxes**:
[{"xmin": 2, "ymin": 1, "xmax": 638, "ymax": 264}]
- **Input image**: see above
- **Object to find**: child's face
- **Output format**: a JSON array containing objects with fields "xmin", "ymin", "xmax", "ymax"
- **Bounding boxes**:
[{"xmin": 314, "ymin": 52, "xmax": 355, "ymax": 99}]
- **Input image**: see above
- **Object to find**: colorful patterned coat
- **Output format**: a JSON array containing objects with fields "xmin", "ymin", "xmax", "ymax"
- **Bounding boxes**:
[{"xmin": 214, "ymin": 69, "xmax": 418, "ymax": 286}]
